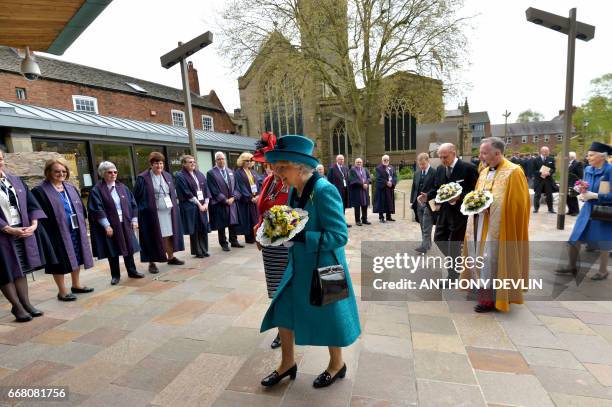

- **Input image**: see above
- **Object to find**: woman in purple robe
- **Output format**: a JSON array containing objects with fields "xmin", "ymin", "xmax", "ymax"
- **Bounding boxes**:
[
  {"xmin": 175, "ymin": 155, "xmax": 211, "ymax": 258},
  {"xmin": 87, "ymin": 161, "xmax": 144, "ymax": 285},
  {"xmin": 348, "ymin": 157, "xmax": 371, "ymax": 226},
  {"xmin": 133, "ymin": 152, "xmax": 185, "ymax": 274},
  {"xmin": 32, "ymin": 158, "xmax": 94, "ymax": 301},
  {"xmin": 235, "ymin": 152, "xmax": 260, "ymax": 244},
  {"xmin": 0, "ymin": 151, "xmax": 53, "ymax": 321}
]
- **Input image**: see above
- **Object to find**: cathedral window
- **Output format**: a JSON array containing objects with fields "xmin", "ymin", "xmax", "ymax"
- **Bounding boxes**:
[{"xmin": 384, "ymin": 98, "xmax": 416, "ymax": 152}]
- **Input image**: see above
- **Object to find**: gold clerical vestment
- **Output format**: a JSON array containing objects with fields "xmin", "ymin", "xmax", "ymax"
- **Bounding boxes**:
[{"xmin": 460, "ymin": 158, "xmax": 530, "ymax": 312}]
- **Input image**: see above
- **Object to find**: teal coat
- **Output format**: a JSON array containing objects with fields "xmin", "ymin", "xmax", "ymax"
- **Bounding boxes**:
[{"xmin": 260, "ymin": 175, "xmax": 361, "ymax": 347}]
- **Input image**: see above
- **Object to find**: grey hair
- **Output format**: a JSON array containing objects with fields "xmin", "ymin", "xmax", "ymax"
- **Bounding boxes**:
[
  {"xmin": 214, "ymin": 151, "xmax": 226, "ymax": 160},
  {"xmin": 97, "ymin": 161, "xmax": 117, "ymax": 177},
  {"xmin": 316, "ymin": 164, "xmax": 324, "ymax": 170},
  {"xmin": 569, "ymin": 151, "xmax": 576, "ymax": 160},
  {"xmin": 481, "ymin": 137, "xmax": 506, "ymax": 154}
]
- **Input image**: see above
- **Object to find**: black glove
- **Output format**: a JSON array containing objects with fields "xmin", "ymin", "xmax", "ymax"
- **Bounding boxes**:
[{"xmin": 290, "ymin": 230, "xmax": 306, "ymax": 243}]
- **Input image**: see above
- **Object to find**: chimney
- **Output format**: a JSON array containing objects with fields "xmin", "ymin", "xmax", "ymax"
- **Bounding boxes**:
[{"xmin": 187, "ymin": 61, "xmax": 200, "ymax": 95}]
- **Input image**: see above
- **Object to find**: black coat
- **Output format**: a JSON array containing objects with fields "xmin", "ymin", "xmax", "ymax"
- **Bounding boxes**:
[
  {"xmin": 531, "ymin": 155, "xmax": 556, "ymax": 178},
  {"xmin": 426, "ymin": 159, "xmax": 478, "ymax": 228},
  {"xmin": 568, "ymin": 160, "xmax": 584, "ymax": 186},
  {"xmin": 234, "ymin": 167, "xmax": 260, "ymax": 235},
  {"xmin": 410, "ymin": 166, "xmax": 436, "ymax": 222},
  {"xmin": 175, "ymin": 169, "xmax": 211, "ymax": 236},
  {"xmin": 327, "ymin": 164, "xmax": 350, "ymax": 208}
]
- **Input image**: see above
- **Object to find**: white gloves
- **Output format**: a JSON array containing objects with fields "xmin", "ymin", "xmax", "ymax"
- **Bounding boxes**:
[{"xmin": 580, "ymin": 191, "xmax": 598, "ymax": 201}]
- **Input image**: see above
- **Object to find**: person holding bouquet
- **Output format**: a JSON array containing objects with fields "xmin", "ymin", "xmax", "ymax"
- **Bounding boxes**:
[
  {"xmin": 531, "ymin": 146, "xmax": 556, "ymax": 213},
  {"xmin": 460, "ymin": 137, "xmax": 530, "ymax": 313},
  {"xmin": 557, "ymin": 141, "xmax": 612, "ymax": 280},
  {"xmin": 259, "ymin": 135, "xmax": 361, "ymax": 389}
]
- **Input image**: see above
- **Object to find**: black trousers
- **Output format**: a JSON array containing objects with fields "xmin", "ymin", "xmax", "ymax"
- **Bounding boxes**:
[
  {"xmin": 567, "ymin": 196, "xmax": 579, "ymax": 215},
  {"xmin": 218, "ymin": 225, "xmax": 239, "ymax": 247},
  {"xmin": 190, "ymin": 229, "xmax": 209, "ymax": 256},
  {"xmin": 354, "ymin": 206, "xmax": 368, "ymax": 223},
  {"xmin": 434, "ymin": 213, "xmax": 467, "ymax": 279},
  {"xmin": 533, "ymin": 177, "xmax": 554, "ymax": 210},
  {"xmin": 108, "ymin": 254, "xmax": 138, "ymax": 279}
]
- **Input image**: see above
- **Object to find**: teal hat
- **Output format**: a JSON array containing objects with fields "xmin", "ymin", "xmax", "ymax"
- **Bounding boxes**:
[{"xmin": 264, "ymin": 135, "xmax": 320, "ymax": 168}]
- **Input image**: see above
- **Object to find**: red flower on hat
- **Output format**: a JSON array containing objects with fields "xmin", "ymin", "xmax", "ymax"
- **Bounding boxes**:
[{"xmin": 253, "ymin": 132, "xmax": 277, "ymax": 163}]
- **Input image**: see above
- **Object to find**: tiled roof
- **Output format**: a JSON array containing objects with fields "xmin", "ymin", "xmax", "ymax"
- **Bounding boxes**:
[
  {"xmin": 0, "ymin": 46, "xmax": 220, "ymax": 111},
  {"xmin": 491, "ymin": 121, "xmax": 566, "ymax": 137},
  {"xmin": 0, "ymin": 100, "xmax": 255, "ymax": 151}
]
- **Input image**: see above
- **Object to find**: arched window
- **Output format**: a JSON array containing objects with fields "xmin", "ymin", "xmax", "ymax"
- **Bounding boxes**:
[
  {"xmin": 331, "ymin": 120, "xmax": 352, "ymax": 158},
  {"xmin": 384, "ymin": 98, "xmax": 416, "ymax": 152},
  {"xmin": 263, "ymin": 78, "xmax": 303, "ymax": 136}
]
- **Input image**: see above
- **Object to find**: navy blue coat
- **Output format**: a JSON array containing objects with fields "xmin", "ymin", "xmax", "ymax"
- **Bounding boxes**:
[
  {"xmin": 234, "ymin": 167, "xmax": 260, "ymax": 235},
  {"xmin": 348, "ymin": 166, "xmax": 370, "ymax": 207},
  {"xmin": 206, "ymin": 167, "xmax": 241, "ymax": 230},
  {"xmin": 327, "ymin": 164, "xmax": 350, "ymax": 208}
]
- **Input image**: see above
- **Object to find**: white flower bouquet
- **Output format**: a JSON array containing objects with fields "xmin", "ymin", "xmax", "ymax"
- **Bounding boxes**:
[
  {"xmin": 460, "ymin": 190, "xmax": 494, "ymax": 216},
  {"xmin": 256, "ymin": 205, "xmax": 309, "ymax": 246},
  {"xmin": 434, "ymin": 182, "xmax": 463, "ymax": 203}
]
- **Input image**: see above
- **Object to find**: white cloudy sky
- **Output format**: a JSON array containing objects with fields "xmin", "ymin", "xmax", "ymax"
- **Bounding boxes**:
[{"xmin": 50, "ymin": 0, "xmax": 611, "ymax": 127}]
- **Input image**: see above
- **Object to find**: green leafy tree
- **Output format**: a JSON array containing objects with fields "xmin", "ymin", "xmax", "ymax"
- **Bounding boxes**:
[
  {"xmin": 516, "ymin": 109, "xmax": 544, "ymax": 123},
  {"xmin": 572, "ymin": 73, "xmax": 612, "ymax": 157}
]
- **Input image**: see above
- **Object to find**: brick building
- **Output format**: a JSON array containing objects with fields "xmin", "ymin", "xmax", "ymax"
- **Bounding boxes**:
[
  {"xmin": 491, "ymin": 121, "xmax": 564, "ymax": 154},
  {"xmin": 0, "ymin": 46, "xmax": 255, "ymax": 189}
]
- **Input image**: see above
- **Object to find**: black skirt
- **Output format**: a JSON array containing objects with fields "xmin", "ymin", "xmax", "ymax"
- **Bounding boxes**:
[{"xmin": 262, "ymin": 245, "xmax": 289, "ymax": 299}]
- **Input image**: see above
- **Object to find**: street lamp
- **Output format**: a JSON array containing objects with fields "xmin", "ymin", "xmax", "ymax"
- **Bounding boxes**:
[
  {"xmin": 525, "ymin": 7, "xmax": 595, "ymax": 230},
  {"xmin": 160, "ymin": 31, "xmax": 213, "ymax": 166}
]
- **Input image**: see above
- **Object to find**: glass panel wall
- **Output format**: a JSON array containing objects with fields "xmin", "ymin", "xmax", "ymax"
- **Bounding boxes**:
[
  {"xmin": 134, "ymin": 145, "xmax": 164, "ymax": 174},
  {"xmin": 92, "ymin": 143, "xmax": 135, "ymax": 188},
  {"xmin": 167, "ymin": 146, "xmax": 191, "ymax": 175},
  {"xmin": 32, "ymin": 139, "xmax": 93, "ymax": 202}
]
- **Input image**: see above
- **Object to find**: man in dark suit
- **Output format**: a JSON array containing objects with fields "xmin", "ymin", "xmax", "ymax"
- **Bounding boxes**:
[
  {"xmin": 531, "ymin": 146, "xmax": 556, "ymax": 213},
  {"xmin": 411, "ymin": 153, "xmax": 436, "ymax": 253},
  {"xmin": 518, "ymin": 154, "xmax": 530, "ymax": 179},
  {"xmin": 327, "ymin": 154, "xmax": 351, "ymax": 227},
  {"xmin": 567, "ymin": 151, "xmax": 583, "ymax": 216},
  {"xmin": 426, "ymin": 143, "xmax": 478, "ymax": 279}
]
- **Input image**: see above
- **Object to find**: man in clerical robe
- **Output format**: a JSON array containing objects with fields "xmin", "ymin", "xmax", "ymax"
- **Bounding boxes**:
[{"xmin": 460, "ymin": 137, "xmax": 530, "ymax": 313}]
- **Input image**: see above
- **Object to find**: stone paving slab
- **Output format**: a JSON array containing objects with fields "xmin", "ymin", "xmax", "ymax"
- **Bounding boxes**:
[{"xmin": 0, "ymin": 207, "xmax": 610, "ymax": 405}]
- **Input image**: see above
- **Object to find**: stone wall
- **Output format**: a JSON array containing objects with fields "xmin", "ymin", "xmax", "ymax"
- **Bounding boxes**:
[{"xmin": 3, "ymin": 151, "xmax": 79, "ymax": 189}]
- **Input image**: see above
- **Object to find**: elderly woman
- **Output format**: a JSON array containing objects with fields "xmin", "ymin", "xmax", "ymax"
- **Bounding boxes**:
[
  {"xmin": 175, "ymin": 155, "xmax": 211, "ymax": 258},
  {"xmin": 0, "ymin": 151, "xmax": 52, "ymax": 321},
  {"xmin": 557, "ymin": 141, "xmax": 612, "ymax": 280},
  {"xmin": 316, "ymin": 164, "xmax": 325, "ymax": 176},
  {"xmin": 87, "ymin": 161, "xmax": 143, "ymax": 285},
  {"xmin": 134, "ymin": 152, "xmax": 185, "ymax": 274},
  {"xmin": 33, "ymin": 158, "xmax": 94, "ymax": 301},
  {"xmin": 259, "ymin": 135, "xmax": 361, "ymax": 389},
  {"xmin": 235, "ymin": 152, "xmax": 260, "ymax": 244}
]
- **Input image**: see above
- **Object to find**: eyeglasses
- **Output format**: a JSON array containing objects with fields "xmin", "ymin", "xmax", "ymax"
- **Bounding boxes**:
[{"xmin": 106, "ymin": 171, "xmax": 118, "ymax": 174}]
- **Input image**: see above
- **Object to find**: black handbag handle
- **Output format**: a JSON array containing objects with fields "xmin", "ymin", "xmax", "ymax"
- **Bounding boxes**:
[{"xmin": 314, "ymin": 232, "xmax": 341, "ymax": 269}]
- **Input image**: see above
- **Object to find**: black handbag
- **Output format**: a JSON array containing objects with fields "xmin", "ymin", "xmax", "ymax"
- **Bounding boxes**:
[
  {"xmin": 591, "ymin": 205, "xmax": 612, "ymax": 222},
  {"xmin": 310, "ymin": 234, "xmax": 349, "ymax": 307}
]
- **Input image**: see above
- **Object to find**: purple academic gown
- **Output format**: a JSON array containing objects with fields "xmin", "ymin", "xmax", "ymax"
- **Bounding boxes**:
[
  {"xmin": 32, "ymin": 181, "xmax": 94, "ymax": 274},
  {"xmin": 0, "ymin": 173, "xmax": 48, "ymax": 284},
  {"xmin": 133, "ymin": 170, "xmax": 184, "ymax": 263},
  {"xmin": 206, "ymin": 167, "xmax": 241, "ymax": 231},
  {"xmin": 175, "ymin": 168, "xmax": 211, "ymax": 236},
  {"xmin": 234, "ymin": 167, "xmax": 260, "ymax": 236},
  {"xmin": 348, "ymin": 167, "xmax": 370, "ymax": 207},
  {"xmin": 87, "ymin": 182, "xmax": 140, "ymax": 259}
]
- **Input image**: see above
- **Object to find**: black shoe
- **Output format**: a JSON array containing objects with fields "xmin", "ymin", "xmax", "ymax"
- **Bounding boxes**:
[
  {"xmin": 222, "ymin": 245, "xmax": 231, "ymax": 252},
  {"xmin": 555, "ymin": 267, "xmax": 578, "ymax": 276},
  {"xmin": 474, "ymin": 303, "xmax": 496, "ymax": 313},
  {"xmin": 533, "ymin": 209, "xmax": 539, "ymax": 213},
  {"xmin": 230, "ymin": 242, "xmax": 245, "ymax": 248},
  {"xmin": 195, "ymin": 254, "xmax": 206, "ymax": 258},
  {"xmin": 111, "ymin": 277, "xmax": 120, "ymax": 285},
  {"xmin": 23, "ymin": 304, "xmax": 43, "ymax": 317},
  {"xmin": 362, "ymin": 220, "xmax": 371, "ymax": 225},
  {"xmin": 548, "ymin": 210, "xmax": 556, "ymax": 214},
  {"xmin": 149, "ymin": 263, "xmax": 160, "ymax": 274},
  {"xmin": 379, "ymin": 218, "xmax": 386, "ymax": 223},
  {"xmin": 270, "ymin": 334, "xmax": 281, "ymax": 349},
  {"xmin": 386, "ymin": 217, "xmax": 396, "ymax": 222},
  {"xmin": 71, "ymin": 286, "xmax": 94, "ymax": 294},
  {"xmin": 347, "ymin": 224, "xmax": 352, "ymax": 228},
  {"xmin": 128, "ymin": 271, "xmax": 145, "ymax": 279},
  {"xmin": 313, "ymin": 364, "xmax": 346, "ymax": 388},
  {"xmin": 261, "ymin": 364, "xmax": 297, "ymax": 387},
  {"xmin": 167, "ymin": 257, "xmax": 185, "ymax": 265},
  {"xmin": 415, "ymin": 247, "xmax": 427, "ymax": 254},
  {"xmin": 356, "ymin": 222, "xmax": 363, "ymax": 226},
  {"xmin": 568, "ymin": 212, "xmax": 578, "ymax": 216},
  {"xmin": 245, "ymin": 239, "xmax": 256, "ymax": 244},
  {"xmin": 11, "ymin": 307, "xmax": 33, "ymax": 323},
  {"xmin": 203, "ymin": 252, "xmax": 210, "ymax": 257},
  {"xmin": 57, "ymin": 293, "xmax": 77, "ymax": 302}
]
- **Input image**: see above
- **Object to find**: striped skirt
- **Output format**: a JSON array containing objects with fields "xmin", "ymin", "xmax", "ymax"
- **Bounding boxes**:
[{"xmin": 262, "ymin": 245, "xmax": 289, "ymax": 299}]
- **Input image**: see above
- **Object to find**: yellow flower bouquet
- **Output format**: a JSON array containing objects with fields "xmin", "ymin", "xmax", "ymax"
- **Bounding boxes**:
[
  {"xmin": 460, "ymin": 190, "xmax": 494, "ymax": 216},
  {"xmin": 256, "ymin": 205, "xmax": 309, "ymax": 246}
]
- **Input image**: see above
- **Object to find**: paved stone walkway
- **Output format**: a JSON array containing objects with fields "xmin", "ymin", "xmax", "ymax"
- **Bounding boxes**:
[{"xmin": 1, "ymin": 203, "xmax": 611, "ymax": 406}]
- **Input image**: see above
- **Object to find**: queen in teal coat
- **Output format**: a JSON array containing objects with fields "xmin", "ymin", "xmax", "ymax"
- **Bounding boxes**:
[{"xmin": 259, "ymin": 135, "xmax": 361, "ymax": 390}]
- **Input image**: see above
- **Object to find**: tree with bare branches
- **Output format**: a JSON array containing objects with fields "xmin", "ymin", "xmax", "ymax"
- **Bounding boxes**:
[{"xmin": 219, "ymin": 0, "xmax": 470, "ymax": 157}]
